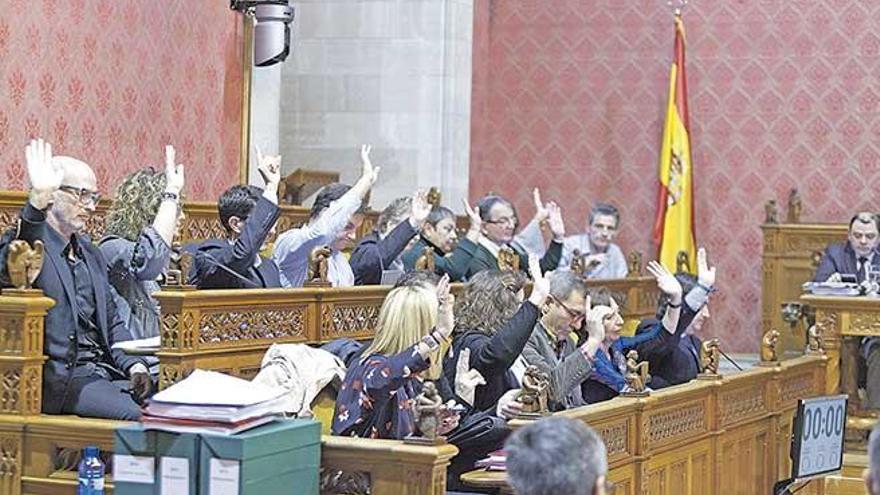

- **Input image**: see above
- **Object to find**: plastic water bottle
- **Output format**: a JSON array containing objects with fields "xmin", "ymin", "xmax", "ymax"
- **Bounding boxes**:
[{"xmin": 77, "ymin": 446, "xmax": 105, "ymax": 495}]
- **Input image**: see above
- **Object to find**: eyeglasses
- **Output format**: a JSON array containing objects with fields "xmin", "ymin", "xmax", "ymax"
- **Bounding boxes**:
[
  {"xmin": 58, "ymin": 185, "xmax": 101, "ymax": 205},
  {"xmin": 548, "ymin": 294, "xmax": 585, "ymax": 321},
  {"xmin": 485, "ymin": 216, "xmax": 517, "ymax": 227}
]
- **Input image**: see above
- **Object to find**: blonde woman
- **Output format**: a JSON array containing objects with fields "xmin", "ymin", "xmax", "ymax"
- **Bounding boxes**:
[
  {"xmin": 332, "ymin": 276, "xmax": 455, "ymax": 439},
  {"xmin": 100, "ymin": 146, "xmax": 184, "ymax": 340}
]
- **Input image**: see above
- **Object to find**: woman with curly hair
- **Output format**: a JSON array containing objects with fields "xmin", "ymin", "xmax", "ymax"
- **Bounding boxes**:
[
  {"xmin": 99, "ymin": 146, "xmax": 184, "ymax": 340},
  {"xmin": 443, "ymin": 257, "xmax": 550, "ymax": 413}
]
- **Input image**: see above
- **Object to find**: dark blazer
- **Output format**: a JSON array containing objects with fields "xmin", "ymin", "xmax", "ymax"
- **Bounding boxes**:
[
  {"xmin": 635, "ymin": 292, "xmax": 704, "ymax": 389},
  {"xmin": 401, "ymin": 236, "xmax": 479, "ymax": 282},
  {"xmin": 648, "ymin": 334, "xmax": 703, "ymax": 388},
  {"xmin": 189, "ymin": 196, "xmax": 281, "ymax": 289},
  {"xmin": 350, "ymin": 220, "xmax": 418, "ymax": 285},
  {"xmin": 444, "ymin": 301, "xmax": 540, "ymax": 412},
  {"xmin": 814, "ymin": 242, "xmax": 879, "ymax": 283},
  {"xmin": 0, "ymin": 203, "xmax": 144, "ymax": 414},
  {"xmin": 464, "ymin": 239, "xmax": 562, "ymax": 280}
]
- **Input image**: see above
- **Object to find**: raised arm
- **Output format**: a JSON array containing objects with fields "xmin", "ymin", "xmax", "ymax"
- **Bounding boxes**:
[{"xmin": 152, "ymin": 145, "xmax": 184, "ymax": 247}]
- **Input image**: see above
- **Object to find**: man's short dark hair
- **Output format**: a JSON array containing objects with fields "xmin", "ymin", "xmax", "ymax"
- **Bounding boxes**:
[
  {"xmin": 310, "ymin": 183, "xmax": 354, "ymax": 221},
  {"xmin": 426, "ymin": 206, "xmax": 455, "ymax": 227},
  {"xmin": 589, "ymin": 202, "xmax": 620, "ymax": 227},
  {"xmin": 506, "ymin": 417, "xmax": 607, "ymax": 495},
  {"xmin": 218, "ymin": 185, "xmax": 263, "ymax": 234},
  {"xmin": 477, "ymin": 195, "xmax": 518, "ymax": 226},
  {"xmin": 849, "ymin": 212, "xmax": 880, "ymax": 232}
]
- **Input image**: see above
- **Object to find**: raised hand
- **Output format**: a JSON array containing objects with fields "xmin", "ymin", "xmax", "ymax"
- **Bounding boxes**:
[
  {"xmin": 462, "ymin": 199, "xmax": 482, "ymax": 232},
  {"xmin": 696, "ymin": 247, "xmax": 716, "ymax": 288},
  {"xmin": 454, "ymin": 348, "xmax": 486, "ymax": 407},
  {"xmin": 359, "ymin": 144, "xmax": 380, "ymax": 185},
  {"xmin": 546, "ymin": 201, "xmax": 565, "ymax": 240},
  {"xmin": 647, "ymin": 260, "xmax": 683, "ymax": 300},
  {"xmin": 527, "ymin": 254, "xmax": 550, "ymax": 306},
  {"xmin": 164, "ymin": 145, "xmax": 185, "ymax": 195},
  {"xmin": 410, "ymin": 189, "xmax": 432, "ymax": 229},
  {"xmin": 532, "ymin": 188, "xmax": 549, "ymax": 222},
  {"xmin": 255, "ymin": 144, "xmax": 281, "ymax": 189},
  {"xmin": 585, "ymin": 298, "xmax": 613, "ymax": 345},
  {"xmin": 435, "ymin": 274, "xmax": 455, "ymax": 339},
  {"xmin": 25, "ymin": 138, "xmax": 63, "ymax": 209}
]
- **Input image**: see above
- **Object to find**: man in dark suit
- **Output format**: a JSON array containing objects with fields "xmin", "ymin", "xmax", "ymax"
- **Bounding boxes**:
[
  {"xmin": 814, "ymin": 211, "xmax": 880, "ymax": 284},
  {"xmin": 350, "ymin": 191, "xmax": 431, "ymax": 285},
  {"xmin": 0, "ymin": 139, "xmax": 150, "ymax": 420},
  {"xmin": 463, "ymin": 190, "xmax": 565, "ymax": 280},
  {"xmin": 189, "ymin": 151, "xmax": 282, "ymax": 289},
  {"xmin": 401, "ymin": 203, "xmax": 481, "ymax": 282},
  {"xmin": 814, "ymin": 212, "xmax": 880, "ymax": 410}
]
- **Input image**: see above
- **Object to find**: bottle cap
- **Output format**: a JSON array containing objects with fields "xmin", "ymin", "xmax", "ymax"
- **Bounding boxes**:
[{"xmin": 83, "ymin": 446, "xmax": 99, "ymax": 458}]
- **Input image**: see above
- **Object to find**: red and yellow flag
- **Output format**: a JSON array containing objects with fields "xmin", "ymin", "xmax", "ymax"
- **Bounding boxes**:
[{"xmin": 652, "ymin": 16, "xmax": 696, "ymax": 273}]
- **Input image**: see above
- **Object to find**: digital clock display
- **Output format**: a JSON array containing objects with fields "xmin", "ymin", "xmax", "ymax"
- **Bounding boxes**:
[{"xmin": 791, "ymin": 395, "xmax": 847, "ymax": 479}]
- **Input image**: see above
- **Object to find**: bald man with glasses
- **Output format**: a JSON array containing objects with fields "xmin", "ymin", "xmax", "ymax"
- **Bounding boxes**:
[{"xmin": 0, "ymin": 139, "xmax": 151, "ymax": 420}]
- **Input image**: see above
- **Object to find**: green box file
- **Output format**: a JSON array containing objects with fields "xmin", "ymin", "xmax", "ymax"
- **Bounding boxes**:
[
  {"xmin": 198, "ymin": 419, "xmax": 321, "ymax": 495},
  {"xmin": 113, "ymin": 424, "xmax": 200, "ymax": 495}
]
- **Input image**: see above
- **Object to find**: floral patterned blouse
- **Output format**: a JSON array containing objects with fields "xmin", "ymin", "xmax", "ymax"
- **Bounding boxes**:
[{"xmin": 331, "ymin": 345, "xmax": 429, "ymax": 440}]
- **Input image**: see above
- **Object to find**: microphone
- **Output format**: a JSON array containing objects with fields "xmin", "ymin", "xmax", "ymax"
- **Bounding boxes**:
[
  {"xmin": 717, "ymin": 347, "xmax": 743, "ymax": 371},
  {"xmin": 198, "ymin": 252, "xmax": 263, "ymax": 288}
]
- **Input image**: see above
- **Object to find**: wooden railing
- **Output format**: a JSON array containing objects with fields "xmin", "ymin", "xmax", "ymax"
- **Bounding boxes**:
[{"xmin": 505, "ymin": 355, "xmax": 828, "ymax": 495}]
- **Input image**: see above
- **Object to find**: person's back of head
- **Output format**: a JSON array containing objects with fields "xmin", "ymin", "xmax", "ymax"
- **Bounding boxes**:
[
  {"xmin": 105, "ymin": 167, "xmax": 166, "ymax": 241},
  {"xmin": 506, "ymin": 416, "xmax": 609, "ymax": 495},
  {"xmin": 376, "ymin": 196, "xmax": 412, "ymax": 236},
  {"xmin": 454, "ymin": 269, "xmax": 525, "ymax": 336},
  {"xmin": 867, "ymin": 423, "xmax": 880, "ymax": 495},
  {"xmin": 218, "ymin": 184, "xmax": 263, "ymax": 235}
]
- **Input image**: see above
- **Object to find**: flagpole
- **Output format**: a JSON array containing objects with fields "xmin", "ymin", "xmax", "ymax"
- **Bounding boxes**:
[{"xmin": 667, "ymin": 0, "xmax": 688, "ymax": 17}]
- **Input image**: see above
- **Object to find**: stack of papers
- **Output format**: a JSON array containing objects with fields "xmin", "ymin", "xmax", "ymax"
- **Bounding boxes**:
[
  {"xmin": 475, "ymin": 450, "xmax": 507, "ymax": 471},
  {"xmin": 142, "ymin": 370, "xmax": 287, "ymax": 435},
  {"xmin": 802, "ymin": 281, "xmax": 861, "ymax": 296}
]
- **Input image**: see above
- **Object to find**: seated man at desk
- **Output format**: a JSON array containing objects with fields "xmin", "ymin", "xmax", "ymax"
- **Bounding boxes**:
[
  {"xmin": 0, "ymin": 139, "xmax": 150, "ymax": 420},
  {"xmin": 463, "ymin": 190, "xmax": 565, "ymax": 279},
  {"xmin": 400, "ymin": 203, "xmax": 481, "ymax": 282},
  {"xmin": 558, "ymin": 202, "xmax": 628, "ymax": 279},
  {"xmin": 814, "ymin": 212, "xmax": 880, "ymax": 409},
  {"xmin": 189, "ymin": 150, "xmax": 282, "ymax": 289}
]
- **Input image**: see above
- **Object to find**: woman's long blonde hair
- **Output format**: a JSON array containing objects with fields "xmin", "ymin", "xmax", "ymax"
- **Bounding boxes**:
[{"xmin": 361, "ymin": 285, "xmax": 445, "ymax": 378}]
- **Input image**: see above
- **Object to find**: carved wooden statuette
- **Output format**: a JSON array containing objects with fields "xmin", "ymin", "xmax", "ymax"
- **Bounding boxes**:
[
  {"xmin": 676, "ymin": 250, "xmax": 690, "ymax": 274},
  {"xmin": 759, "ymin": 329, "xmax": 781, "ymax": 366},
  {"xmin": 6, "ymin": 239, "xmax": 44, "ymax": 290},
  {"xmin": 516, "ymin": 365, "xmax": 550, "ymax": 418},
  {"xmin": 404, "ymin": 381, "xmax": 446, "ymax": 445},
  {"xmin": 697, "ymin": 338, "xmax": 722, "ymax": 379},
  {"xmin": 426, "ymin": 187, "xmax": 442, "ymax": 208},
  {"xmin": 628, "ymin": 251, "xmax": 643, "ymax": 277},
  {"xmin": 786, "ymin": 188, "xmax": 802, "ymax": 224},
  {"xmin": 621, "ymin": 350, "xmax": 651, "ymax": 397},
  {"xmin": 163, "ymin": 242, "xmax": 195, "ymax": 289},
  {"xmin": 414, "ymin": 246, "xmax": 436, "ymax": 273},
  {"xmin": 810, "ymin": 250, "xmax": 824, "ymax": 270},
  {"xmin": 806, "ymin": 324, "xmax": 825, "ymax": 355},
  {"xmin": 497, "ymin": 246, "xmax": 520, "ymax": 272},
  {"xmin": 570, "ymin": 248, "xmax": 586, "ymax": 275},
  {"xmin": 304, "ymin": 245, "xmax": 332, "ymax": 287},
  {"xmin": 765, "ymin": 199, "xmax": 778, "ymax": 224}
]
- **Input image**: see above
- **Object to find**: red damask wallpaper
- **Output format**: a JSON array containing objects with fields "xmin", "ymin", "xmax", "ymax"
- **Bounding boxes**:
[
  {"xmin": 0, "ymin": 0, "xmax": 244, "ymax": 200},
  {"xmin": 471, "ymin": 1, "xmax": 880, "ymax": 352}
]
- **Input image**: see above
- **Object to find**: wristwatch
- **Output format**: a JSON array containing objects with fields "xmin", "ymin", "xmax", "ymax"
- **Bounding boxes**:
[{"xmin": 161, "ymin": 191, "xmax": 179, "ymax": 202}]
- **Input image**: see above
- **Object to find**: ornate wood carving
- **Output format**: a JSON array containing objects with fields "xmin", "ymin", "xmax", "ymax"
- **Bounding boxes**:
[
  {"xmin": 719, "ymin": 386, "xmax": 767, "ymax": 427},
  {"xmin": 780, "ymin": 373, "xmax": 817, "ymax": 404},
  {"xmin": 159, "ymin": 362, "xmax": 194, "ymax": 390},
  {"xmin": 598, "ymin": 420, "xmax": 630, "ymax": 458},
  {"xmin": 646, "ymin": 402, "xmax": 706, "ymax": 448},
  {"xmin": 198, "ymin": 307, "xmax": 306, "ymax": 345},
  {"xmin": 0, "ymin": 369, "xmax": 20, "ymax": 414},
  {"xmin": 848, "ymin": 312, "xmax": 880, "ymax": 336},
  {"xmin": 0, "ymin": 434, "xmax": 21, "ymax": 494},
  {"xmin": 161, "ymin": 312, "xmax": 180, "ymax": 349},
  {"xmin": 319, "ymin": 469, "xmax": 372, "ymax": 494},
  {"xmin": 321, "ymin": 303, "xmax": 381, "ymax": 339}
]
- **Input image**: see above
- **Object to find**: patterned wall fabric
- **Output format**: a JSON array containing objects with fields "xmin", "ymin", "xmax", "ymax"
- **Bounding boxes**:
[
  {"xmin": 471, "ymin": 0, "xmax": 880, "ymax": 351},
  {"xmin": 0, "ymin": 0, "xmax": 244, "ymax": 200}
]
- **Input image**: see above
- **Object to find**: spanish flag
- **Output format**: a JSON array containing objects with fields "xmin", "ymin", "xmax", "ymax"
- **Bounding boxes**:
[{"xmin": 652, "ymin": 15, "xmax": 696, "ymax": 273}]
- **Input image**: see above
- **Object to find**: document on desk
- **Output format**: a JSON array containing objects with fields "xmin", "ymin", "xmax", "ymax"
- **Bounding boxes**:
[
  {"xmin": 111, "ymin": 336, "xmax": 161, "ymax": 351},
  {"xmin": 150, "ymin": 369, "xmax": 285, "ymax": 407}
]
